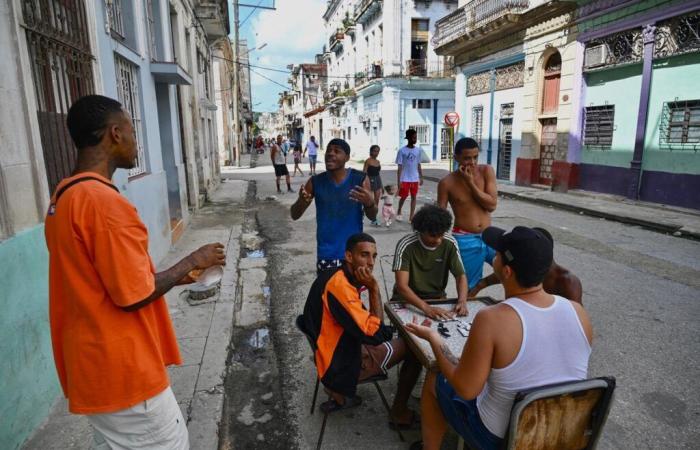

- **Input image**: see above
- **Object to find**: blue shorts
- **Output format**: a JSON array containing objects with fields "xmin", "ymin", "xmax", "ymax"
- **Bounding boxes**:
[
  {"xmin": 436, "ymin": 374, "xmax": 502, "ymax": 450},
  {"xmin": 453, "ymin": 232, "xmax": 496, "ymax": 290},
  {"xmin": 309, "ymin": 155, "xmax": 317, "ymax": 164}
]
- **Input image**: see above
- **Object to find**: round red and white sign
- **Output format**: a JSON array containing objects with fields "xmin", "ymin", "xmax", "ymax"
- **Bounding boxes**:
[{"xmin": 444, "ymin": 111, "xmax": 460, "ymax": 127}]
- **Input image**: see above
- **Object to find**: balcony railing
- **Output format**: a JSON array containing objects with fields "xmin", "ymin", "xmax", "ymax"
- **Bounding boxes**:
[
  {"xmin": 354, "ymin": 63, "xmax": 384, "ymax": 86},
  {"xmin": 355, "ymin": 0, "xmax": 382, "ymax": 25},
  {"xmin": 329, "ymin": 30, "xmax": 344, "ymax": 52},
  {"xmin": 433, "ymin": 0, "xmax": 529, "ymax": 50},
  {"xmin": 404, "ymin": 59, "xmax": 451, "ymax": 78}
]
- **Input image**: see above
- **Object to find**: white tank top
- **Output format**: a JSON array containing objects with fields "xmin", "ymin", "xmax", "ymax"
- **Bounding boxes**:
[{"xmin": 476, "ymin": 296, "xmax": 591, "ymax": 438}]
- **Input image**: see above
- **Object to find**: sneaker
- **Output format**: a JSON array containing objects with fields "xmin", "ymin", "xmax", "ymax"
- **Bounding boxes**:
[
  {"xmin": 396, "ymin": 214, "xmax": 403, "ymax": 222},
  {"xmin": 386, "ymin": 221, "xmax": 391, "ymax": 227},
  {"xmin": 288, "ymin": 188, "xmax": 295, "ymax": 193}
]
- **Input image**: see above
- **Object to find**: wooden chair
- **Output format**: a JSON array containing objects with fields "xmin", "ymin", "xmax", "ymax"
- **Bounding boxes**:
[
  {"xmin": 458, "ymin": 377, "xmax": 616, "ymax": 450},
  {"xmin": 295, "ymin": 315, "xmax": 404, "ymax": 449}
]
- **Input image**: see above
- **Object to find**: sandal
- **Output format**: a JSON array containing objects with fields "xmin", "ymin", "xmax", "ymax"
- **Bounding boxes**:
[
  {"xmin": 319, "ymin": 395, "xmax": 363, "ymax": 414},
  {"xmin": 389, "ymin": 410, "xmax": 421, "ymax": 430}
]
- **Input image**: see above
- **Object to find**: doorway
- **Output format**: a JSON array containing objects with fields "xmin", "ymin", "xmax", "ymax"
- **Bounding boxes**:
[{"xmin": 539, "ymin": 118, "xmax": 557, "ymax": 184}]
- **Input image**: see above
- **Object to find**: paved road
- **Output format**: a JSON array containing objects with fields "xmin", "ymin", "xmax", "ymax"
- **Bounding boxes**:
[{"xmin": 224, "ymin": 154, "xmax": 700, "ymax": 449}]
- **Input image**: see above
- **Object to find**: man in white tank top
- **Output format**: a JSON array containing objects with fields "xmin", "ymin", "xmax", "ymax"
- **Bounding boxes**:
[{"xmin": 406, "ymin": 226, "xmax": 593, "ymax": 450}]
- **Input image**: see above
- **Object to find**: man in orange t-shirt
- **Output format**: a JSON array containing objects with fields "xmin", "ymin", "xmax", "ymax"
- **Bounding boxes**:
[{"xmin": 45, "ymin": 95, "xmax": 226, "ymax": 449}]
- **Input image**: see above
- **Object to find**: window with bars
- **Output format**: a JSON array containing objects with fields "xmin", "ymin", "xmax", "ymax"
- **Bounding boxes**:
[
  {"xmin": 660, "ymin": 100, "xmax": 700, "ymax": 148},
  {"xmin": 408, "ymin": 124, "xmax": 430, "ymax": 146},
  {"xmin": 412, "ymin": 99, "xmax": 431, "ymax": 109},
  {"xmin": 145, "ymin": 0, "xmax": 158, "ymax": 60},
  {"xmin": 471, "ymin": 106, "xmax": 483, "ymax": 148},
  {"xmin": 583, "ymin": 105, "xmax": 615, "ymax": 149},
  {"xmin": 108, "ymin": 0, "xmax": 126, "ymax": 39},
  {"xmin": 114, "ymin": 54, "xmax": 147, "ymax": 176}
]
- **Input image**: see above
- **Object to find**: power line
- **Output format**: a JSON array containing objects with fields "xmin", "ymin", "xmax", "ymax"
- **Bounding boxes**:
[{"xmin": 239, "ymin": 0, "xmax": 265, "ymax": 27}]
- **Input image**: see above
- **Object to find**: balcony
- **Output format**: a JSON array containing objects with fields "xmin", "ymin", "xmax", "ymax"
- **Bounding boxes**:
[
  {"xmin": 404, "ymin": 59, "xmax": 451, "ymax": 78},
  {"xmin": 433, "ymin": 0, "xmax": 575, "ymax": 56},
  {"xmin": 329, "ymin": 30, "xmax": 344, "ymax": 53},
  {"xmin": 194, "ymin": 0, "xmax": 230, "ymax": 40},
  {"xmin": 355, "ymin": 63, "xmax": 384, "ymax": 86},
  {"xmin": 355, "ymin": 0, "xmax": 382, "ymax": 25}
]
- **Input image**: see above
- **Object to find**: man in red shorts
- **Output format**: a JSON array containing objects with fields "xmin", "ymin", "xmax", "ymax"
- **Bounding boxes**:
[{"xmin": 396, "ymin": 129, "xmax": 424, "ymax": 222}]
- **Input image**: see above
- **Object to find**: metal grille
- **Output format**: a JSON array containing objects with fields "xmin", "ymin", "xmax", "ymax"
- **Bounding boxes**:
[
  {"xmin": 471, "ymin": 106, "xmax": 483, "ymax": 148},
  {"xmin": 145, "ymin": 0, "xmax": 158, "ymax": 60},
  {"xmin": 408, "ymin": 125, "xmax": 430, "ymax": 146},
  {"xmin": 108, "ymin": 0, "xmax": 126, "ymax": 39},
  {"xmin": 22, "ymin": 0, "xmax": 95, "ymax": 194},
  {"xmin": 498, "ymin": 119, "xmax": 513, "ymax": 180},
  {"xmin": 660, "ymin": 99, "xmax": 700, "ymax": 149},
  {"xmin": 583, "ymin": 105, "xmax": 615, "ymax": 148},
  {"xmin": 114, "ymin": 55, "xmax": 147, "ymax": 176},
  {"xmin": 441, "ymin": 128, "xmax": 451, "ymax": 159}
]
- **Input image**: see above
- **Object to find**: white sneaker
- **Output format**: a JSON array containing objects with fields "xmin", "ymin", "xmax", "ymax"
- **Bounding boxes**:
[
  {"xmin": 386, "ymin": 221, "xmax": 391, "ymax": 227},
  {"xmin": 396, "ymin": 214, "xmax": 403, "ymax": 222}
]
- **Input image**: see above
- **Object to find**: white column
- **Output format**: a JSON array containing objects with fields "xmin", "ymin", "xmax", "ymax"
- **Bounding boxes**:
[
  {"xmin": 381, "ymin": 87, "xmax": 401, "ymax": 161},
  {"xmin": 454, "ymin": 68, "xmax": 467, "ymax": 140}
]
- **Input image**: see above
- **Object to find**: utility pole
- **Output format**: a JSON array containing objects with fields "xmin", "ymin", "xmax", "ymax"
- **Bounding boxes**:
[{"xmin": 232, "ymin": 0, "xmax": 242, "ymax": 167}]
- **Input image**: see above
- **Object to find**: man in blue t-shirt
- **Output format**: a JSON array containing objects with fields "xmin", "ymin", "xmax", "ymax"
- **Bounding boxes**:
[{"xmin": 291, "ymin": 138, "xmax": 379, "ymax": 273}]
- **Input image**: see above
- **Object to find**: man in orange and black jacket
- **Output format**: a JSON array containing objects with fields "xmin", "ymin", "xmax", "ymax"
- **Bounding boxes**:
[{"xmin": 303, "ymin": 233, "xmax": 422, "ymax": 429}]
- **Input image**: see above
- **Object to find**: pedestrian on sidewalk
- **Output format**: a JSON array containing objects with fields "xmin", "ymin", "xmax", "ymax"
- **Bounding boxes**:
[
  {"xmin": 304, "ymin": 135, "xmax": 320, "ymax": 176},
  {"xmin": 437, "ymin": 137, "xmax": 498, "ymax": 292},
  {"xmin": 272, "ymin": 134, "xmax": 294, "ymax": 193},
  {"xmin": 291, "ymin": 138, "xmax": 378, "ymax": 274},
  {"xmin": 45, "ymin": 95, "xmax": 227, "ymax": 450},
  {"xmin": 292, "ymin": 143, "xmax": 304, "ymax": 177},
  {"xmin": 396, "ymin": 129, "xmax": 424, "ymax": 222},
  {"xmin": 363, "ymin": 144, "xmax": 383, "ymax": 226}
]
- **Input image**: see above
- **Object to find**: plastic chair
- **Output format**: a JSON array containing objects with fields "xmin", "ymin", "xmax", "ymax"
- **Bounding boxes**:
[
  {"xmin": 457, "ymin": 377, "xmax": 616, "ymax": 450},
  {"xmin": 295, "ymin": 315, "xmax": 404, "ymax": 449}
]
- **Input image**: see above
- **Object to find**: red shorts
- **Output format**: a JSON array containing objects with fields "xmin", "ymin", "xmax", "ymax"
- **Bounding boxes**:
[{"xmin": 399, "ymin": 182, "xmax": 419, "ymax": 199}]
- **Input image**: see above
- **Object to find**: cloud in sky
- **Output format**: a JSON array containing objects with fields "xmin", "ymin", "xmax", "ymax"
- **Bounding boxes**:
[{"xmin": 241, "ymin": 0, "xmax": 327, "ymax": 111}]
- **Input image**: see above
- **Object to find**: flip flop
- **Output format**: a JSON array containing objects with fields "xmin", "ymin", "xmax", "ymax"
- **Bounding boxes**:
[
  {"xmin": 388, "ymin": 410, "xmax": 421, "ymax": 430},
  {"xmin": 319, "ymin": 395, "xmax": 363, "ymax": 414}
]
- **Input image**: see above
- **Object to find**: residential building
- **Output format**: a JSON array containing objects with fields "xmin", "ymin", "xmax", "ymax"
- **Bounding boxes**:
[
  {"xmin": 572, "ymin": 0, "xmax": 700, "ymax": 209},
  {"xmin": 293, "ymin": 0, "xmax": 458, "ymax": 163},
  {"xmin": 433, "ymin": 0, "xmax": 577, "ymax": 183},
  {"xmin": 238, "ymin": 39, "xmax": 255, "ymax": 155},
  {"xmin": 213, "ymin": 38, "xmax": 235, "ymax": 166},
  {"xmin": 0, "ymin": 0, "xmax": 229, "ymax": 447}
]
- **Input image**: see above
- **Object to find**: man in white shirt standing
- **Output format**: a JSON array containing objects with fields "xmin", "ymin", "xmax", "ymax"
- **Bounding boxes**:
[
  {"xmin": 304, "ymin": 136, "xmax": 320, "ymax": 176},
  {"xmin": 396, "ymin": 129, "xmax": 424, "ymax": 222}
]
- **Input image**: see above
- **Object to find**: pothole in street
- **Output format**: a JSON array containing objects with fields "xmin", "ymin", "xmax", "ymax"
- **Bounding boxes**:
[
  {"xmin": 248, "ymin": 327, "xmax": 270, "ymax": 349},
  {"xmin": 246, "ymin": 249, "xmax": 266, "ymax": 258}
]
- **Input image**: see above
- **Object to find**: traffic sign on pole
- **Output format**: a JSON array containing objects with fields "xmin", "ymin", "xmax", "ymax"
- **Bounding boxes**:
[{"xmin": 444, "ymin": 111, "xmax": 460, "ymax": 128}]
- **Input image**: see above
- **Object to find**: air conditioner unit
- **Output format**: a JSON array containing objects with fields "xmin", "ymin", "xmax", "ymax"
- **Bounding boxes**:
[{"xmin": 584, "ymin": 44, "xmax": 608, "ymax": 69}]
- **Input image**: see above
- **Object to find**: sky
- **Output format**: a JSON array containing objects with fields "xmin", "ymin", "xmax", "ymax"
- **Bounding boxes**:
[{"xmin": 233, "ymin": 0, "xmax": 327, "ymax": 112}]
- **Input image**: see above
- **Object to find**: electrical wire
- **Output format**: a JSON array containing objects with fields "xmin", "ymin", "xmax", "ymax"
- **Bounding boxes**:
[{"xmin": 239, "ymin": 0, "xmax": 266, "ymax": 27}]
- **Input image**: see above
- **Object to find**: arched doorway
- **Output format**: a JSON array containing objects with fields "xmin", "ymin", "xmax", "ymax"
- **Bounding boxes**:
[{"xmin": 539, "ymin": 52, "xmax": 561, "ymax": 184}]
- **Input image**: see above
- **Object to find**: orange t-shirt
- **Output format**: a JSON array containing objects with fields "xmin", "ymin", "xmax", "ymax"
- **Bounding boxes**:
[{"xmin": 44, "ymin": 172, "xmax": 182, "ymax": 414}]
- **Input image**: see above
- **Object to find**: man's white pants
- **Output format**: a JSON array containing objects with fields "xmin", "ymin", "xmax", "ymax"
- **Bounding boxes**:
[{"xmin": 88, "ymin": 386, "xmax": 189, "ymax": 450}]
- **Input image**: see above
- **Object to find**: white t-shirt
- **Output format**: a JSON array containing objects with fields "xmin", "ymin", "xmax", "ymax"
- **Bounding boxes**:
[
  {"xmin": 395, "ymin": 146, "xmax": 422, "ymax": 182},
  {"xmin": 305, "ymin": 141, "xmax": 319, "ymax": 156}
]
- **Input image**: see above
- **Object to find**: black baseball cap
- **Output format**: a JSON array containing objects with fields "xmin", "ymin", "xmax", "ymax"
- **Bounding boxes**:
[{"xmin": 482, "ymin": 226, "xmax": 553, "ymax": 285}]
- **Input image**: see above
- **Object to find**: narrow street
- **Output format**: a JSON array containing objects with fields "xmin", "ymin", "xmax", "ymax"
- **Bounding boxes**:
[{"xmin": 222, "ymin": 153, "xmax": 700, "ymax": 449}]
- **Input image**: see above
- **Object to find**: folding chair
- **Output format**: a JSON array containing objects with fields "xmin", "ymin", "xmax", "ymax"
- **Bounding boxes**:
[
  {"xmin": 295, "ymin": 315, "xmax": 405, "ymax": 449},
  {"xmin": 457, "ymin": 376, "xmax": 616, "ymax": 450}
]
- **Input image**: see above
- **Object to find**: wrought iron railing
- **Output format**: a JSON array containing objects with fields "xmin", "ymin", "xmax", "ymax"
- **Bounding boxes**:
[
  {"xmin": 433, "ymin": 0, "xmax": 529, "ymax": 49},
  {"xmin": 354, "ymin": 63, "xmax": 384, "ymax": 86},
  {"xmin": 354, "ymin": 0, "xmax": 382, "ymax": 24},
  {"xmin": 404, "ymin": 59, "xmax": 451, "ymax": 77}
]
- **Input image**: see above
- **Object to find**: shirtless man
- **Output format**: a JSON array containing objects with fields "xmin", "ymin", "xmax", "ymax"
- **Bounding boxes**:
[
  {"xmin": 469, "ymin": 227, "xmax": 583, "ymax": 304},
  {"xmin": 437, "ymin": 137, "xmax": 497, "ymax": 291}
]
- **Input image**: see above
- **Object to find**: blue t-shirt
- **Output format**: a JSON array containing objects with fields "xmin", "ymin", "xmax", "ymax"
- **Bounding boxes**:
[{"xmin": 312, "ymin": 169, "xmax": 366, "ymax": 261}]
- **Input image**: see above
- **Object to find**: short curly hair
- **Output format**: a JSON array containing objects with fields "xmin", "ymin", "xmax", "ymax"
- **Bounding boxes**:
[{"xmin": 411, "ymin": 204, "xmax": 453, "ymax": 235}]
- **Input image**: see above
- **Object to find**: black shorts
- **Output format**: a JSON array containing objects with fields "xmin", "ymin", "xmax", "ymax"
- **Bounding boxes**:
[{"xmin": 274, "ymin": 164, "xmax": 289, "ymax": 177}]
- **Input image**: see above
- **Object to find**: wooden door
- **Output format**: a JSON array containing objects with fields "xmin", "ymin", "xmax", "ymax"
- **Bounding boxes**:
[
  {"xmin": 542, "ymin": 53, "xmax": 561, "ymax": 115},
  {"xmin": 539, "ymin": 119, "xmax": 557, "ymax": 184}
]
